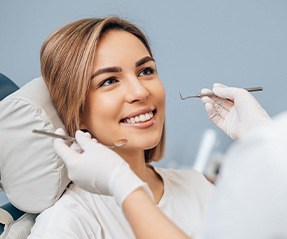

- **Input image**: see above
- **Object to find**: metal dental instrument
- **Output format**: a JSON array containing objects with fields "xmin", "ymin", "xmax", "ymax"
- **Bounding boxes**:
[
  {"xmin": 32, "ymin": 129, "xmax": 128, "ymax": 148},
  {"xmin": 179, "ymin": 86, "xmax": 263, "ymax": 100}
]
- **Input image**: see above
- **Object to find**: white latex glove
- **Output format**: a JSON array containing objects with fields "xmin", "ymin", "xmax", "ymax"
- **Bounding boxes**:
[
  {"xmin": 54, "ymin": 128, "xmax": 153, "ymax": 206},
  {"xmin": 201, "ymin": 83, "xmax": 271, "ymax": 140}
]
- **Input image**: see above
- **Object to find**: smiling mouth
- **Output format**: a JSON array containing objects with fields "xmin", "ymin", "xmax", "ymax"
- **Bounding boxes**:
[{"xmin": 120, "ymin": 109, "xmax": 156, "ymax": 124}]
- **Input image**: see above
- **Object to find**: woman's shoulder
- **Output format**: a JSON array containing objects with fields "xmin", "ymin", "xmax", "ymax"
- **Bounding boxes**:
[
  {"xmin": 28, "ymin": 185, "xmax": 101, "ymax": 238},
  {"xmin": 154, "ymin": 166, "xmax": 208, "ymax": 183},
  {"xmin": 154, "ymin": 166, "xmax": 214, "ymax": 214},
  {"xmin": 154, "ymin": 166, "xmax": 215, "ymax": 197}
]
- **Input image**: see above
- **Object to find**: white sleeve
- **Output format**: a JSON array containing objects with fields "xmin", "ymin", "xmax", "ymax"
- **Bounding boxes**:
[{"xmin": 196, "ymin": 118, "xmax": 287, "ymax": 239}]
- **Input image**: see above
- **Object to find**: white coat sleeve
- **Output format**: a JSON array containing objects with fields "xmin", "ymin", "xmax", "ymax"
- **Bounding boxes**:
[{"xmin": 196, "ymin": 113, "xmax": 287, "ymax": 239}]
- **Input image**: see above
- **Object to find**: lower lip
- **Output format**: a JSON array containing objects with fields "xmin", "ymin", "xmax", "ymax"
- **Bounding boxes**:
[{"xmin": 120, "ymin": 116, "xmax": 156, "ymax": 129}]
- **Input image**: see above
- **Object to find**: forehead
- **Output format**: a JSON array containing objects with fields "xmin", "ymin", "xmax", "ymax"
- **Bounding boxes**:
[{"xmin": 94, "ymin": 30, "xmax": 151, "ymax": 67}]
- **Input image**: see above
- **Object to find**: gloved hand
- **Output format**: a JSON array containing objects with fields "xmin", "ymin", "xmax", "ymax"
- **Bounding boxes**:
[
  {"xmin": 54, "ymin": 128, "xmax": 153, "ymax": 206},
  {"xmin": 201, "ymin": 83, "xmax": 271, "ymax": 140}
]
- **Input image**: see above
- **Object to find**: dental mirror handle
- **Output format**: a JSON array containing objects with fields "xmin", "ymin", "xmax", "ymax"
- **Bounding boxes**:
[{"xmin": 32, "ymin": 129, "xmax": 127, "ymax": 148}]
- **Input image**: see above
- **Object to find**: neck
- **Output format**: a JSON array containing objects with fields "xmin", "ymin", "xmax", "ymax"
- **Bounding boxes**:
[
  {"xmin": 115, "ymin": 148, "xmax": 148, "ymax": 179},
  {"xmin": 114, "ymin": 148, "xmax": 164, "ymax": 204}
]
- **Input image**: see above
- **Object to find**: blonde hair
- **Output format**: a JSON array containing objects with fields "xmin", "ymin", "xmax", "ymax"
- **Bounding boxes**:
[{"xmin": 40, "ymin": 16, "xmax": 165, "ymax": 162}]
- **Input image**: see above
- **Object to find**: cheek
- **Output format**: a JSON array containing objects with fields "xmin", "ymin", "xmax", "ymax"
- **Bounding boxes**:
[
  {"xmin": 81, "ymin": 94, "xmax": 121, "ymax": 135},
  {"xmin": 153, "ymin": 80, "xmax": 166, "ymax": 108},
  {"xmin": 160, "ymin": 84, "xmax": 166, "ymax": 105}
]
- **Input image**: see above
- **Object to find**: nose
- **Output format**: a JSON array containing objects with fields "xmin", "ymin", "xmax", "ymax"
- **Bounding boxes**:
[{"xmin": 124, "ymin": 77, "xmax": 149, "ymax": 103}]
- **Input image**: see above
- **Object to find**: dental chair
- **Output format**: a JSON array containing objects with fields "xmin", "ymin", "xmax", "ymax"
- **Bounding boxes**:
[
  {"xmin": 0, "ymin": 75, "xmax": 71, "ymax": 238},
  {"xmin": 0, "ymin": 73, "xmax": 25, "ymax": 236},
  {"xmin": 0, "ymin": 73, "xmax": 19, "ymax": 101}
]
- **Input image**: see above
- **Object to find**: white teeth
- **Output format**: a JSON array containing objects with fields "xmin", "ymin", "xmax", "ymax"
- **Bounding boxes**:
[
  {"xmin": 124, "ymin": 111, "xmax": 154, "ymax": 124},
  {"xmin": 135, "ymin": 116, "xmax": 140, "ymax": 123},
  {"xmin": 145, "ymin": 113, "xmax": 150, "ymax": 120},
  {"xmin": 139, "ymin": 115, "xmax": 146, "ymax": 121}
]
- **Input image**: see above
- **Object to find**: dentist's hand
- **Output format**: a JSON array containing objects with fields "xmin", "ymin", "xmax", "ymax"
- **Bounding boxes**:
[
  {"xmin": 201, "ymin": 83, "xmax": 271, "ymax": 140},
  {"xmin": 54, "ymin": 129, "xmax": 152, "ymax": 206}
]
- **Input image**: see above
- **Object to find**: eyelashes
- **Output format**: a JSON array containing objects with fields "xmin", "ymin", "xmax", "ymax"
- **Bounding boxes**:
[
  {"xmin": 98, "ymin": 66, "xmax": 157, "ymax": 88},
  {"xmin": 138, "ymin": 66, "xmax": 156, "ymax": 76},
  {"xmin": 99, "ymin": 77, "xmax": 118, "ymax": 87}
]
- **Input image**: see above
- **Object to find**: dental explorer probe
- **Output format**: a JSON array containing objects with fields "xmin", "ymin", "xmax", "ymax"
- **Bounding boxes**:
[{"xmin": 179, "ymin": 86, "xmax": 263, "ymax": 100}]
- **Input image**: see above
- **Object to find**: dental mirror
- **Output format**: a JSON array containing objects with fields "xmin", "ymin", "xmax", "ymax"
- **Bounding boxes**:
[
  {"xmin": 110, "ymin": 139, "xmax": 128, "ymax": 148},
  {"xmin": 32, "ymin": 129, "xmax": 128, "ymax": 148}
]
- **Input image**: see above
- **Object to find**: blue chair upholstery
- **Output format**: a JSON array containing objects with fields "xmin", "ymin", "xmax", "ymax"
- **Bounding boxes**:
[
  {"xmin": 0, "ymin": 73, "xmax": 19, "ymax": 100},
  {"xmin": 0, "ymin": 73, "xmax": 25, "ymax": 234}
]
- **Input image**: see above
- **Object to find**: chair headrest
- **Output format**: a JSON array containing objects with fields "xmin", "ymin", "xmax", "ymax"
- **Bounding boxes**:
[{"xmin": 0, "ymin": 77, "xmax": 70, "ymax": 213}]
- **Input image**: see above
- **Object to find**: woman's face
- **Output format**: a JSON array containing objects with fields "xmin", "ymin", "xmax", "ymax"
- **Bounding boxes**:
[{"xmin": 80, "ymin": 30, "xmax": 165, "ymax": 153}]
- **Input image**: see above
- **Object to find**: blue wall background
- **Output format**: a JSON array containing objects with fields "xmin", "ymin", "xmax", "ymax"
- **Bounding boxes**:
[{"xmin": 1, "ymin": 0, "xmax": 287, "ymax": 169}]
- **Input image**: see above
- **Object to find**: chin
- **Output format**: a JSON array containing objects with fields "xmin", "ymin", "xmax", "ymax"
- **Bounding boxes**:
[{"xmin": 136, "ymin": 135, "xmax": 162, "ymax": 150}]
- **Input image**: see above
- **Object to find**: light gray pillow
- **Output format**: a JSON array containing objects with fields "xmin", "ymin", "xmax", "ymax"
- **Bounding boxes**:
[{"xmin": 0, "ymin": 77, "xmax": 70, "ymax": 213}]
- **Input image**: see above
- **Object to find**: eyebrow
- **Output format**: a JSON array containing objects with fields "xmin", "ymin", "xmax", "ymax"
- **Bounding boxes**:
[
  {"xmin": 135, "ymin": 56, "xmax": 155, "ymax": 67},
  {"xmin": 91, "ymin": 67, "xmax": 122, "ymax": 80},
  {"xmin": 91, "ymin": 56, "xmax": 155, "ymax": 80}
]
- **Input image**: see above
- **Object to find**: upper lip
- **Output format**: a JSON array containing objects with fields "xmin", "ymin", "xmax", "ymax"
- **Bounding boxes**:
[{"xmin": 121, "ymin": 106, "xmax": 156, "ymax": 121}]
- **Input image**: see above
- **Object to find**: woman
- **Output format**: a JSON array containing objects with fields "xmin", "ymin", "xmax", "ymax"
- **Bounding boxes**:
[
  {"xmin": 28, "ymin": 16, "xmax": 270, "ymax": 238},
  {"xmin": 51, "ymin": 85, "xmax": 271, "ymax": 239}
]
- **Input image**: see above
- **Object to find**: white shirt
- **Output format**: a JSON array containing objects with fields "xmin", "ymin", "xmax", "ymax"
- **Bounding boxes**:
[
  {"xmin": 28, "ymin": 167, "xmax": 214, "ymax": 239},
  {"xmin": 197, "ymin": 112, "xmax": 287, "ymax": 239}
]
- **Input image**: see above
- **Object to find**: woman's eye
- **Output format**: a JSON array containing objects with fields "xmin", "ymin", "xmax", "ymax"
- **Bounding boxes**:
[
  {"xmin": 99, "ymin": 77, "xmax": 118, "ymax": 87},
  {"xmin": 139, "ymin": 67, "xmax": 156, "ymax": 77}
]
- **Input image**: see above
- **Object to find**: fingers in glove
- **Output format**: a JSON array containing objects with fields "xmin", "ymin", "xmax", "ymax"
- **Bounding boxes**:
[
  {"xmin": 213, "ymin": 98, "xmax": 233, "ymax": 119},
  {"xmin": 212, "ymin": 83, "xmax": 250, "ymax": 102},
  {"xmin": 55, "ymin": 128, "xmax": 66, "ymax": 136},
  {"xmin": 205, "ymin": 103, "xmax": 228, "ymax": 134},
  {"xmin": 70, "ymin": 142, "xmax": 83, "ymax": 153},
  {"xmin": 213, "ymin": 100, "xmax": 225, "ymax": 116},
  {"xmin": 201, "ymin": 88, "xmax": 224, "ymax": 104},
  {"xmin": 207, "ymin": 98, "xmax": 234, "ymax": 126},
  {"xmin": 54, "ymin": 138, "xmax": 79, "ymax": 166},
  {"xmin": 218, "ymin": 98, "xmax": 234, "ymax": 111},
  {"xmin": 201, "ymin": 87, "xmax": 234, "ymax": 121},
  {"xmin": 54, "ymin": 128, "xmax": 81, "ymax": 152},
  {"xmin": 75, "ymin": 130, "xmax": 98, "ymax": 151},
  {"xmin": 205, "ymin": 103, "xmax": 224, "ymax": 124},
  {"xmin": 201, "ymin": 88, "xmax": 213, "ymax": 94},
  {"xmin": 200, "ymin": 88, "xmax": 213, "ymax": 104}
]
